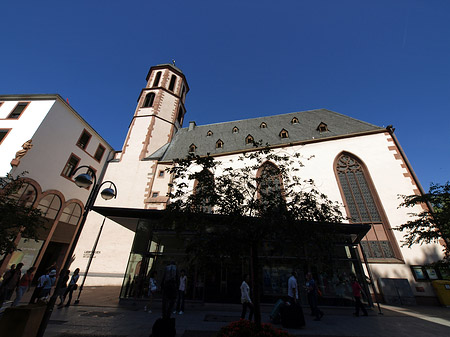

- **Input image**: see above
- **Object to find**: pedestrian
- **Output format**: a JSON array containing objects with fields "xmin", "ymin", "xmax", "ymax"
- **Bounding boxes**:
[
  {"xmin": 40, "ymin": 269, "xmax": 56, "ymax": 301},
  {"xmin": 30, "ymin": 270, "xmax": 49, "ymax": 304},
  {"xmin": 0, "ymin": 263, "xmax": 23, "ymax": 307},
  {"xmin": 351, "ymin": 275, "xmax": 368, "ymax": 317},
  {"xmin": 62, "ymin": 268, "xmax": 80, "ymax": 307},
  {"xmin": 175, "ymin": 269, "xmax": 187, "ymax": 315},
  {"xmin": 12, "ymin": 267, "xmax": 36, "ymax": 306},
  {"xmin": 57, "ymin": 269, "xmax": 70, "ymax": 306},
  {"xmin": 145, "ymin": 270, "xmax": 158, "ymax": 313},
  {"xmin": 161, "ymin": 261, "xmax": 178, "ymax": 319},
  {"xmin": 287, "ymin": 271, "xmax": 298, "ymax": 304},
  {"xmin": 240, "ymin": 274, "xmax": 254, "ymax": 321},
  {"xmin": 306, "ymin": 272, "xmax": 324, "ymax": 321}
]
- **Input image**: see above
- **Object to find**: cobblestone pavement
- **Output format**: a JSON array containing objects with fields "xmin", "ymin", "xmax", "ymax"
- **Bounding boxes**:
[{"xmin": 1, "ymin": 286, "xmax": 450, "ymax": 337}]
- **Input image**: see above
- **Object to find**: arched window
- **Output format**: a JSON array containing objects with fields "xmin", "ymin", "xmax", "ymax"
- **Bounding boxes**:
[
  {"xmin": 189, "ymin": 144, "xmax": 196, "ymax": 153},
  {"xmin": 37, "ymin": 194, "xmax": 62, "ymax": 220},
  {"xmin": 216, "ymin": 139, "xmax": 224, "ymax": 149},
  {"xmin": 143, "ymin": 93, "xmax": 155, "ymax": 108},
  {"xmin": 258, "ymin": 162, "xmax": 283, "ymax": 207},
  {"xmin": 232, "ymin": 126, "xmax": 239, "ymax": 134},
  {"xmin": 291, "ymin": 117, "xmax": 299, "ymax": 124},
  {"xmin": 245, "ymin": 134, "xmax": 254, "ymax": 145},
  {"xmin": 59, "ymin": 203, "xmax": 82, "ymax": 225},
  {"xmin": 194, "ymin": 170, "xmax": 214, "ymax": 213},
  {"xmin": 153, "ymin": 71, "xmax": 162, "ymax": 87},
  {"xmin": 260, "ymin": 122, "xmax": 267, "ymax": 128},
  {"xmin": 9, "ymin": 182, "xmax": 37, "ymax": 207},
  {"xmin": 279, "ymin": 129, "xmax": 289, "ymax": 139},
  {"xmin": 335, "ymin": 153, "xmax": 399, "ymax": 260},
  {"xmin": 169, "ymin": 75, "xmax": 177, "ymax": 91},
  {"xmin": 207, "ymin": 130, "xmax": 213, "ymax": 137}
]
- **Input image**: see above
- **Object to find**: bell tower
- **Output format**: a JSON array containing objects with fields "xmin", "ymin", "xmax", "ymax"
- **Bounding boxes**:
[{"xmin": 120, "ymin": 63, "xmax": 189, "ymax": 161}]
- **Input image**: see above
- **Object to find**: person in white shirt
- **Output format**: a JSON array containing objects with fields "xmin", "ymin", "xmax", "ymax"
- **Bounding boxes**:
[
  {"xmin": 287, "ymin": 271, "xmax": 298, "ymax": 304},
  {"xmin": 240, "ymin": 274, "xmax": 254, "ymax": 321},
  {"xmin": 175, "ymin": 269, "xmax": 187, "ymax": 314}
]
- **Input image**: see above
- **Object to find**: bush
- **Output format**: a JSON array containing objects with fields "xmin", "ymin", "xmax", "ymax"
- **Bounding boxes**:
[{"xmin": 217, "ymin": 319, "xmax": 295, "ymax": 337}]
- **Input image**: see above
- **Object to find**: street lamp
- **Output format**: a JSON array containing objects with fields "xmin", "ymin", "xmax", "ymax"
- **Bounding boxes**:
[{"xmin": 37, "ymin": 166, "xmax": 117, "ymax": 337}]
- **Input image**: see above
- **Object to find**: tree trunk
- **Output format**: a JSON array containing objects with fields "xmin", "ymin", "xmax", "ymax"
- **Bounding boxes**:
[{"xmin": 250, "ymin": 241, "xmax": 261, "ymax": 326}]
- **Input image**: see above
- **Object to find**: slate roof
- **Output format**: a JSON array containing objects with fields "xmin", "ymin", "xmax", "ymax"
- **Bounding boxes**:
[{"xmin": 154, "ymin": 109, "xmax": 385, "ymax": 162}]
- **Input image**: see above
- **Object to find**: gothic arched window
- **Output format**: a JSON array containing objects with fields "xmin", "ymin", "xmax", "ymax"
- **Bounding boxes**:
[
  {"xmin": 335, "ymin": 153, "xmax": 400, "ymax": 260},
  {"xmin": 143, "ymin": 93, "xmax": 155, "ymax": 108},
  {"xmin": 258, "ymin": 162, "xmax": 283, "ymax": 209},
  {"xmin": 169, "ymin": 75, "xmax": 177, "ymax": 92}
]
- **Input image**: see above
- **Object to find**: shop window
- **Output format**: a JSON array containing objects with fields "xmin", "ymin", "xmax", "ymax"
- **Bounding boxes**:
[
  {"xmin": 279, "ymin": 129, "xmax": 289, "ymax": 139},
  {"xmin": 335, "ymin": 153, "xmax": 399, "ymax": 260},
  {"xmin": 59, "ymin": 203, "xmax": 82, "ymax": 225},
  {"xmin": 61, "ymin": 154, "xmax": 80, "ymax": 178},
  {"xmin": 153, "ymin": 71, "xmax": 162, "ymax": 87},
  {"xmin": 216, "ymin": 139, "xmax": 224, "ymax": 149},
  {"xmin": 9, "ymin": 182, "xmax": 37, "ymax": 207},
  {"xmin": 169, "ymin": 75, "xmax": 177, "ymax": 92},
  {"xmin": 143, "ymin": 92, "xmax": 155, "ymax": 108},
  {"xmin": 76, "ymin": 130, "xmax": 91, "ymax": 150},
  {"xmin": 94, "ymin": 144, "xmax": 106, "ymax": 161},
  {"xmin": 7, "ymin": 102, "xmax": 29, "ymax": 119},
  {"xmin": 37, "ymin": 194, "xmax": 62, "ymax": 220},
  {"xmin": 0, "ymin": 129, "xmax": 11, "ymax": 144},
  {"xmin": 245, "ymin": 135, "xmax": 254, "ymax": 145}
]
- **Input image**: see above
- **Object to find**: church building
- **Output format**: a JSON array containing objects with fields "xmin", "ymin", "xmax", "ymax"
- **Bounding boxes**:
[{"xmin": 69, "ymin": 63, "xmax": 446, "ymax": 306}]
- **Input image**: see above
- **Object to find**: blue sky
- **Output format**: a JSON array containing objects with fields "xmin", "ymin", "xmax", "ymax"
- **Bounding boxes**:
[{"xmin": 1, "ymin": 0, "xmax": 449, "ymax": 190}]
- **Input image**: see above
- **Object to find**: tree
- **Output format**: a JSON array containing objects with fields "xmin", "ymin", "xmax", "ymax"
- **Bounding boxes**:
[
  {"xmin": 0, "ymin": 174, "xmax": 43, "ymax": 257},
  {"xmin": 166, "ymin": 144, "xmax": 344, "ymax": 325},
  {"xmin": 397, "ymin": 181, "xmax": 450, "ymax": 260}
]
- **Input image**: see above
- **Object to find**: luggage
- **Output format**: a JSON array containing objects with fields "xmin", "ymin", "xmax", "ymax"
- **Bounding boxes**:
[
  {"xmin": 280, "ymin": 303, "xmax": 305, "ymax": 328},
  {"xmin": 270, "ymin": 299, "xmax": 285, "ymax": 324},
  {"xmin": 150, "ymin": 317, "xmax": 176, "ymax": 337}
]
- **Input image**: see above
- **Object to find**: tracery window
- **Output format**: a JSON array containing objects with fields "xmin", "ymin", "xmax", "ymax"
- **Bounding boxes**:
[
  {"xmin": 336, "ymin": 154, "xmax": 398, "ymax": 260},
  {"xmin": 37, "ymin": 194, "xmax": 62, "ymax": 220}
]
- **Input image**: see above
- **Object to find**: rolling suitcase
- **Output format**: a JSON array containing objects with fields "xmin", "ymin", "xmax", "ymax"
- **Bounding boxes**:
[{"xmin": 281, "ymin": 303, "xmax": 305, "ymax": 328}]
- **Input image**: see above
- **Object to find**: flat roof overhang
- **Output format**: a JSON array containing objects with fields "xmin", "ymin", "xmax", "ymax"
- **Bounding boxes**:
[{"xmin": 92, "ymin": 206, "xmax": 371, "ymax": 244}]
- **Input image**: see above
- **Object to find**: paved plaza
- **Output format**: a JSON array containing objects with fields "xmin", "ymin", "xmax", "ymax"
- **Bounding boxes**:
[{"xmin": 1, "ymin": 286, "xmax": 450, "ymax": 337}]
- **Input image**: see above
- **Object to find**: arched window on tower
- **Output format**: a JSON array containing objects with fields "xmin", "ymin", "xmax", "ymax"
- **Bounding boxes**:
[
  {"xmin": 245, "ymin": 134, "xmax": 254, "ymax": 145},
  {"xmin": 153, "ymin": 71, "xmax": 162, "ymax": 87},
  {"xmin": 143, "ymin": 93, "xmax": 155, "ymax": 108},
  {"xmin": 177, "ymin": 106, "xmax": 184, "ymax": 124},
  {"xmin": 335, "ymin": 153, "xmax": 400, "ymax": 260},
  {"xmin": 37, "ymin": 194, "xmax": 62, "ymax": 220},
  {"xmin": 169, "ymin": 75, "xmax": 177, "ymax": 92}
]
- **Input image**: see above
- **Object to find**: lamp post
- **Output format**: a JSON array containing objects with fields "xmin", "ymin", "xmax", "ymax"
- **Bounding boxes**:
[{"xmin": 37, "ymin": 166, "xmax": 117, "ymax": 337}]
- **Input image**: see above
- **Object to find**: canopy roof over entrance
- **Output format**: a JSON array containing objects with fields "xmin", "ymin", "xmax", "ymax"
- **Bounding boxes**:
[{"xmin": 92, "ymin": 206, "xmax": 371, "ymax": 244}]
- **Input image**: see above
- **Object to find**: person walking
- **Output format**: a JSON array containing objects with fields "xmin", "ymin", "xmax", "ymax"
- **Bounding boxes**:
[
  {"xmin": 56, "ymin": 269, "xmax": 70, "ymax": 307},
  {"xmin": 40, "ymin": 269, "xmax": 56, "ymax": 301},
  {"xmin": 287, "ymin": 271, "xmax": 298, "ymax": 304},
  {"xmin": 62, "ymin": 268, "xmax": 80, "ymax": 307},
  {"xmin": 306, "ymin": 272, "xmax": 324, "ymax": 321},
  {"xmin": 0, "ymin": 263, "xmax": 23, "ymax": 307},
  {"xmin": 145, "ymin": 270, "xmax": 157, "ymax": 313},
  {"xmin": 351, "ymin": 275, "xmax": 368, "ymax": 317},
  {"xmin": 175, "ymin": 269, "xmax": 187, "ymax": 315},
  {"xmin": 240, "ymin": 274, "xmax": 254, "ymax": 321},
  {"xmin": 12, "ymin": 267, "xmax": 35, "ymax": 306},
  {"xmin": 161, "ymin": 261, "xmax": 178, "ymax": 319}
]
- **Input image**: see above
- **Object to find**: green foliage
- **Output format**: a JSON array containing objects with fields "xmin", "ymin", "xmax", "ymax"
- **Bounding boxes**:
[
  {"xmin": 397, "ymin": 182, "xmax": 450, "ymax": 259},
  {"xmin": 217, "ymin": 319, "xmax": 295, "ymax": 337},
  {"xmin": 0, "ymin": 173, "xmax": 43, "ymax": 256}
]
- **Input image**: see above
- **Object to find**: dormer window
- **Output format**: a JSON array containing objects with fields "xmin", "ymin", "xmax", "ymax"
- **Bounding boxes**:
[
  {"xmin": 143, "ymin": 92, "xmax": 155, "ymax": 107},
  {"xmin": 260, "ymin": 122, "xmax": 267, "ymax": 128},
  {"xmin": 245, "ymin": 135, "xmax": 254, "ymax": 145},
  {"xmin": 317, "ymin": 122, "xmax": 328, "ymax": 133},
  {"xmin": 207, "ymin": 130, "xmax": 213, "ymax": 137},
  {"xmin": 189, "ymin": 144, "xmax": 196, "ymax": 153},
  {"xmin": 216, "ymin": 139, "xmax": 224, "ymax": 149},
  {"xmin": 279, "ymin": 129, "xmax": 289, "ymax": 139},
  {"xmin": 232, "ymin": 126, "xmax": 239, "ymax": 134},
  {"xmin": 291, "ymin": 117, "xmax": 299, "ymax": 124}
]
